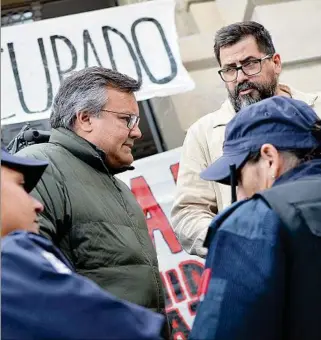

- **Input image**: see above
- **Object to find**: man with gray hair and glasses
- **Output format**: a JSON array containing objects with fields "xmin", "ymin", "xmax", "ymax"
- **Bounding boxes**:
[
  {"xmin": 171, "ymin": 21, "xmax": 321, "ymax": 258},
  {"xmin": 17, "ymin": 66, "xmax": 170, "ymax": 337}
]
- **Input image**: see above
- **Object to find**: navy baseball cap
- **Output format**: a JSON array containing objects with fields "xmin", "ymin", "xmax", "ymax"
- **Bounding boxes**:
[
  {"xmin": 1, "ymin": 148, "xmax": 48, "ymax": 192},
  {"xmin": 201, "ymin": 96, "xmax": 321, "ymax": 184}
]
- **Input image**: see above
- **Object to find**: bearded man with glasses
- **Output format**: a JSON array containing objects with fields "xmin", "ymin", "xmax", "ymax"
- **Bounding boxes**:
[
  {"xmin": 171, "ymin": 21, "xmax": 321, "ymax": 258},
  {"xmin": 219, "ymin": 54, "xmax": 275, "ymax": 111},
  {"xmin": 17, "ymin": 66, "xmax": 171, "ymax": 338}
]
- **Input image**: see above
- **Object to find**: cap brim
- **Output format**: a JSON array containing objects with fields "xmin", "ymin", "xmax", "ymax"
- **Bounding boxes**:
[
  {"xmin": 201, "ymin": 151, "xmax": 249, "ymax": 185},
  {"xmin": 2, "ymin": 151, "xmax": 48, "ymax": 192}
]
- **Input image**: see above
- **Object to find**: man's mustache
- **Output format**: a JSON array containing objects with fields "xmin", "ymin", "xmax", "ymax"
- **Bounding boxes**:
[{"xmin": 235, "ymin": 82, "xmax": 260, "ymax": 97}]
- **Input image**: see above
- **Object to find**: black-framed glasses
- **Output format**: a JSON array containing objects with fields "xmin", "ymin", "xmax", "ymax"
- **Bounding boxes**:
[
  {"xmin": 101, "ymin": 110, "xmax": 140, "ymax": 129},
  {"xmin": 218, "ymin": 55, "xmax": 273, "ymax": 83}
]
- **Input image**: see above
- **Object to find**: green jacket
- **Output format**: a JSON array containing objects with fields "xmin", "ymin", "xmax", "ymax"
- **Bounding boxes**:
[{"xmin": 17, "ymin": 128, "xmax": 166, "ymax": 314}]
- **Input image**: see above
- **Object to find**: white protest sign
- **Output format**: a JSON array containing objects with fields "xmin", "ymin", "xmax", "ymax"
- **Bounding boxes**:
[
  {"xmin": 1, "ymin": 0, "xmax": 194, "ymax": 125},
  {"xmin": 117, "ymin": 147, "xmax": 205, "ymax": 339}
]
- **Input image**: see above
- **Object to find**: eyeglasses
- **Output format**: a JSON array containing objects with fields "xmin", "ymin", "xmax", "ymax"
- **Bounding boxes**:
[
  {"xmin": 101, "ymin": 110, "xmax": 140, "ymax": 129},
  {"xmin": 218, "ymin": 55, "xmax": 273, "ymax": 83}
]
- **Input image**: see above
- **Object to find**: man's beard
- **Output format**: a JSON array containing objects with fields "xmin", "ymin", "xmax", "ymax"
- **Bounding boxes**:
[{"xmin": 228, "ymin": 79, "xmax": 277, "ymax": 113}]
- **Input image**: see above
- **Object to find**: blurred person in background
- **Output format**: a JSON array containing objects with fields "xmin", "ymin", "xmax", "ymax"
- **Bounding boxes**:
[
  {"xmin": 1, "ymin": 148, "xmax": 164, "ymax": 340},
  {"xmin": 171, "ymin": 21, "xmax": 321, "ymax": 258},
  {"xmin": 190, "ymin": 97, "xmax": 321, "ymax": 340}
]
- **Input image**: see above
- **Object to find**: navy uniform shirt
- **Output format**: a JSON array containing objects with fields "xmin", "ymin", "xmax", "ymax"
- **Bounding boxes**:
[
  {"xmin": 2, "ymin": 231, "xmax": 164, "ymax": 340},
  {"xmin": 190, "ymin": 159, "xmax": 321, "ymax": 340}
]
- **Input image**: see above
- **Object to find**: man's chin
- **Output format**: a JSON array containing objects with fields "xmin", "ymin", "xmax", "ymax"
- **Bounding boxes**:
[
  {"xmin": 27, "ymin": 224, "xmax": 40, "ymax": 234},
  {"xmin": 125, "ymin": 154, "xmax": 134, "ymax": 166},
  {"xmin": 117, "ymin": 154, "xmax": 134, "ymax": 168},
  {"xmin": 240, "ymin": 94, "xmax": 261, "ymax": 109}
]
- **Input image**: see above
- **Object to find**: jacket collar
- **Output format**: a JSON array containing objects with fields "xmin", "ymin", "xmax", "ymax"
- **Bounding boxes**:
[
  {"xmin": 273, "ymin": 159, "xmax": 321, "ymax": 186},
  {"xmin": 213, "ymin": 84, "xmax": 319, "ymax": 128},
  {"xmin": 49, "ymin": 128, "xmax": 133, "ymax": 175},
  {"xmin": 283, "ymin": 84, "xmax": 319, "ymax": 106}
]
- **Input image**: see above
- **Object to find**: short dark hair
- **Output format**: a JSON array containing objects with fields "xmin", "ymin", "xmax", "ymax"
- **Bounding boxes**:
[
  {"xmin": 214, "ymin": 21, "xmax": 276, "ymax": 65},
  {"xmin": 50, "ymin": 67, "xmax": 141, "ymax": 129}
]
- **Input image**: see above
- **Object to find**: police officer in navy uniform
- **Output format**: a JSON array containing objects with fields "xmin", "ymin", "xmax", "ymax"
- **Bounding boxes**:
[
  {"xmin": 1, "ymin": 148, "xmax": 164, "ymax": 340},
  {"xmin": 190, "ymin": 97, "xmax": 321, "ymax": 340}
]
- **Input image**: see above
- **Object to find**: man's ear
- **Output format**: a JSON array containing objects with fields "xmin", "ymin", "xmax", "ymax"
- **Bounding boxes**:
[
  {"xmin": 75, "ymin": 111, "xmax": 93, "ymax": 133},
  {"xmin": 272, "ymin": 53, "xmax": 282, "ymax": 76},
  {"xmin": 260, "ymin": 143, "xmax": 281, "ymax": 177}
]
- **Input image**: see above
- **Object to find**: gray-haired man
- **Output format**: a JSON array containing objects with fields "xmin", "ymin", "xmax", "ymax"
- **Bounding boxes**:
[{"xmin": 17, "ymin": 67, "xmax": 170, "ymax": 336}]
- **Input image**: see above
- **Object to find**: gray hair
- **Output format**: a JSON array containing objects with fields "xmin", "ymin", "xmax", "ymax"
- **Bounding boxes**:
[{"xmin": 50, "ymin": 67, "xmax": 141, "ymax": 129}]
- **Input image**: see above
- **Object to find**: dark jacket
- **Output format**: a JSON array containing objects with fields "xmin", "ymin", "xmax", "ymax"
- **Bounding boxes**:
[
  {"xmin": 190, "ymin": 159, "xmax": 321, "ymax": 340},
  {"xmin": 2, "ymin": 231, "xmax": 164, "ymax": 340},
  {"xmin": 17, "ymin": 128, "xmax": 166, "ymax": 315}
]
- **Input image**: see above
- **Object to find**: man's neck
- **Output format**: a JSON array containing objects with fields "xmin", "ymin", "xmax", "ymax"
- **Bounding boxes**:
[{"xmin": 276, "ymin": 84, "xmax": 292, "ymax": 98}]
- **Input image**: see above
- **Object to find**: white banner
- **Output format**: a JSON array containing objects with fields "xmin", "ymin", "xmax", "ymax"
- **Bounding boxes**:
[
  {"xmin": 1, "ymin": 0, "xmax": 194, "ymax": 125},
  {"xmin": 117, "ymin": 147, "xmax": 204, "ymax": 339}
]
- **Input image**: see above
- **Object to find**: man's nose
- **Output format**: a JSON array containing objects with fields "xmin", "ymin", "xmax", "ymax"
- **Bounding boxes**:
[
  {"xmin": 129, "ymin": 124, "xmax": 142, "ymax": 140},
  {"xmin": 33, "ymin": 197, "xmax": 44, "ymax": 214},
  {"xmin": 236, "ymin": 68, "xmax": 250, "ymax": 84}
]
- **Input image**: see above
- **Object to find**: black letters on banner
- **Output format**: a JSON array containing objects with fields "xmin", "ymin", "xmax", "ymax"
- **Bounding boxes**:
[
  {"xmin": 161, "ymin": 273, "xmax": 173, "ymax": 308},
  {"xmin": 161, "ymin": 260, "xmax": 203, "ymax": 338},
  {"xmin": 166, "ymin": 269, "xmax": 186, "ymax": 303},
  {"xmin": 83, "ymin": 30, "xmax": 102, "ymax": 68},
  {"xmin": 50, "ymin": 35, "xmax": 77, "ymax": 82},
  {"xmin": 180, "ymin": 261, "xmax": 203, "ymax": 297},
  {"xmin": 6, "ymin": 16, "xmax": 180, "ymax": 115},
  {"xmin": 102, "ymin": 26, "xmax": 142, "ymax": 84},
  {"xmin": 167, "ymin": 309, "xmax": 190, "ymax": 339},
  {"xmin": 188, "ymin": 299, "xmax": 199, "ymax": 316},
  {"xmin": 131, "ymin": 17, "xmax": 178, "ymax": 84},
  {"xmin": 7, "ymin": 39, "xmax": 53, "ymax": 114}
]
